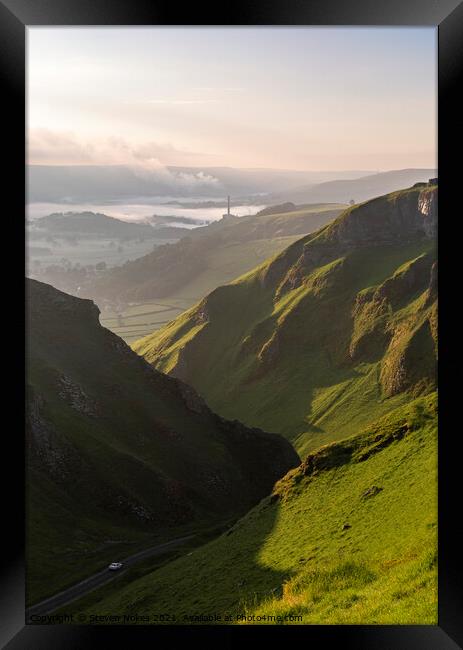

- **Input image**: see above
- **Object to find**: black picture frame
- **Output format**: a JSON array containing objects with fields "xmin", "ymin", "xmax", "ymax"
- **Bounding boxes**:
[{"xmin": 1, "ymin": 1, "xmax": 462, "ymax": 647}]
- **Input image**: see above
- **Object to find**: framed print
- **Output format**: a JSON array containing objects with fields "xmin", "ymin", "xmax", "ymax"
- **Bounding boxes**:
[{"xmin": 1, "ymin": 0, "xmax": 462, "ymax": 647}]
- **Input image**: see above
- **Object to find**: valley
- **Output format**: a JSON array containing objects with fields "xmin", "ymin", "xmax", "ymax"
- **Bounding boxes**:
[
  {"xmin": 26, "ymin": 181, "xmax": 438, "ymax": 625},
  {"xmin": 23, "ymin": 24, "xmax": 439, "ymax": 632},
  {"xmin": 75, "ymin": 203, "xmax": 345, "ymax": 341}
]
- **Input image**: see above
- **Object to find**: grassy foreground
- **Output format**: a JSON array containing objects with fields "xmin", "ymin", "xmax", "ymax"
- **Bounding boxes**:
[{"xmin": 64, "ymin": 393, "xmax": 437, "ymax": 624}]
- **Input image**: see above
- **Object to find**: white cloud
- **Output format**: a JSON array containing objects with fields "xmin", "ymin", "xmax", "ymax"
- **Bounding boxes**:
[{"xmin": 27, "ymin": 128, "xmax": 223, "ymax": 191}]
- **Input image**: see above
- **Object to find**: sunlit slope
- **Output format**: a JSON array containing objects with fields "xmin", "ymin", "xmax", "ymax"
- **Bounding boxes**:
[
  {"xmin": 69, "ymin": 393, "xmax": 437, "ymax": 624},
  {"xmin": 135, "ymin": 185, "xmax": 437, "ymax": 455}
]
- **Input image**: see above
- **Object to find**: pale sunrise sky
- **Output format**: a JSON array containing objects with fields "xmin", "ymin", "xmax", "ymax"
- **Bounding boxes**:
[{"xmin": 27, "ymin": 27, "xmax": 437, "ymax": 171}]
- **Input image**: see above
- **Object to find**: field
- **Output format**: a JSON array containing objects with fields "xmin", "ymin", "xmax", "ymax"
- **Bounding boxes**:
[
  {"xmin": 99, "ymin": 300, "xmax": 188, "ymax": 343},
  {"xmin": 27, "ymin": 236, "xmax": 178, "ymax": 269}
]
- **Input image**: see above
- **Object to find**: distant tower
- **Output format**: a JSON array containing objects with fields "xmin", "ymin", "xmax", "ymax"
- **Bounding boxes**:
[{"xmin": 223, "ymin": 195, "xmax": 235, "ymax": 219}]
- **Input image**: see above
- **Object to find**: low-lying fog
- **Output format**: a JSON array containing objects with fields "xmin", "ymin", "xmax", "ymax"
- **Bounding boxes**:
[{"xmin": 27, "ymin": 199, "xmax": 267, "ymax": 225}]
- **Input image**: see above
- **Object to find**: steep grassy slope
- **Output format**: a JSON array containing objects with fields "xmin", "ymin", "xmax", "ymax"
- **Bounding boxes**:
[
  {"xmin": 135, "ymin": 185, "xmax": 437, "ymax": 455},
  {"xmin": 65, "ymin": 393, "xmax": 437, "ymax": 624},
  {"xmin": 79, "ymin": 203, "xmax": 344, "ymax": 306},
  {"xmin": 26, "ymin": 279, "xmax": 299, "ymax": 604}
]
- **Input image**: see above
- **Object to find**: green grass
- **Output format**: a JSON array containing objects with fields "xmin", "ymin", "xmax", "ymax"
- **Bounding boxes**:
[
  {"xmin": 63, "ymin": 393, "xmax": 437, "ymax": 624},
  {"xmin": 100, "ymin": 236, "xmax": 305, "ymax": 343},
  {"xmin": 136, "ymin": 236, "xmax": 436, "ymax": 455},
  {"xmin": 87, "ymin": 204, "xmax": 345, "ymax": 342}
]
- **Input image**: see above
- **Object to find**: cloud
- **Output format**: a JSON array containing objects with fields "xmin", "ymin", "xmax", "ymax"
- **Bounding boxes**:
[
  {"xmin": 27, "ymin": 128, "xmax": 223, "ymax": 192},
  {"xmin": 28, "ymin": 128, "xmax": 213, "ymax": 166}
]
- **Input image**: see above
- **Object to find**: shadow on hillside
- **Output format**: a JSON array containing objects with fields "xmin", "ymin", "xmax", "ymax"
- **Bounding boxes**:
[{"xmin": 199, "ymin": 497, "xmax": 295, "ymax": 618}]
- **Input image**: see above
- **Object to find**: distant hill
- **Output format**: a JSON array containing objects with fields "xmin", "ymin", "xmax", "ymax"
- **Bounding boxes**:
[
  {"xmin": 270, "ymin": 169, "xmax": 437, "ymax": 205},
  {"xmin": 27, "ymin": 279, "xmax": 298, "ymax": 604},
  {"xmin": 27, "ymin": 164, "xmax": 372, "ymax": 203},
  {"xmin": 136, "ymin": 183, "xmax": 437, "ymax": 456},
  {"xmin": 29, "ymin": 211, "xmax": 189, "ymax": 240},
  {"xmin": 256, "ymin": 202, "xmax": 297, "ymax": 216}
]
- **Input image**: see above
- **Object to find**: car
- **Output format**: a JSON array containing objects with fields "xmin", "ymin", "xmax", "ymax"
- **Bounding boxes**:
[{"xmin": 108, "ymin": 562, "xmax": 123, "ymax": 571}]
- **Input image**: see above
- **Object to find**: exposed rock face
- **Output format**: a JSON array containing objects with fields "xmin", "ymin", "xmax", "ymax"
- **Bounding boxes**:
[
  {"xmin": 373, "ymin": 254, "xmax": 433, "ymax": 307},
  {"xmin": 349, "ymin": 253, "xmax": 435, "ymax": 364},
  {"xmin": 195, "ymin": 302, "xmax": 209, "ymax": 324},
  {"xmin": 58, "ymin": 374, "xmax": 98, "ymax": 416},
  {"xmin": 334, "ymin": 188, "xmax": 437, "ymax": 247},
  {"xmin": 418, "ymin": 189, "xmax": 438, "ymax": 237},
  {"xmin": 380, "ymin": 316, "xmax": 437, "ymax": 398},
  {"xmin": 27, "ymin": 389, "xmax": 81, "ymax": 481},
  {"xmin": 264, "ymin": 187, "xmax": 438, "ymax": 298}
]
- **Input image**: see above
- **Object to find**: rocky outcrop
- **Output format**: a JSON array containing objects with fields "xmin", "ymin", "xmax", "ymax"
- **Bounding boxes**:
[
  {"xmin": 418, "ymin": 189, "xmax": 438, "ymax": 237},
  {"xmin": 348, "ymin": 253, "xmax": 434, "ymax": 363},
  {"xmin": 263, "ymin": 187, "xmax": 438, "ymax": 299},
  {"xmin": 272, "ymin": 393, "xmax": 437, "ymax": 499},
  {"xmin": 380, "ymin": 315, "xmax": 437, "ymax": 398},
  {"xmin": 334, "ymin": 187, "xmax": 437, "ymax": 247},
  {"xmin": 58, "ymin": 374, "xmax": 98, "ymax": 415},
  {"xmin": 27, "ymin": 389, "xmax": 81, "ymax": 481}
]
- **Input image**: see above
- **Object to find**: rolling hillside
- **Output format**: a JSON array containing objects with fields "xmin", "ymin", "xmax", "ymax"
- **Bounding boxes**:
[
  {"xmin": 63, "ymin": 393, "xmax": 437, "ymax": 624},
  {"xmin": 73, "ymin": 203, "xmax": 345, "ymax": 342},
  {"xmin": 135, "ymin": 184, "xmax": 437, "ymax": 456},
  {"xmin": 81, "ymin": 203, "xmax": 344, "ymax": 303},
  {"xmin": 26, "ymin": 279, "xmax": 298, "ymax": 604}
]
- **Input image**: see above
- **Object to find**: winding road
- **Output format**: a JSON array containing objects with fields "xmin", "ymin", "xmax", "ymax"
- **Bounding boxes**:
[{"xmin": 26, "ymin": 534, "xmax": 195, "ymax": 620}]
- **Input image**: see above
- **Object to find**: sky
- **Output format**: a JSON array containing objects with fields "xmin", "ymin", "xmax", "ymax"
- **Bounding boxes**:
[{"xmin": 27, "ymin": 27, "xmax": 437, "ymax": 171}]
